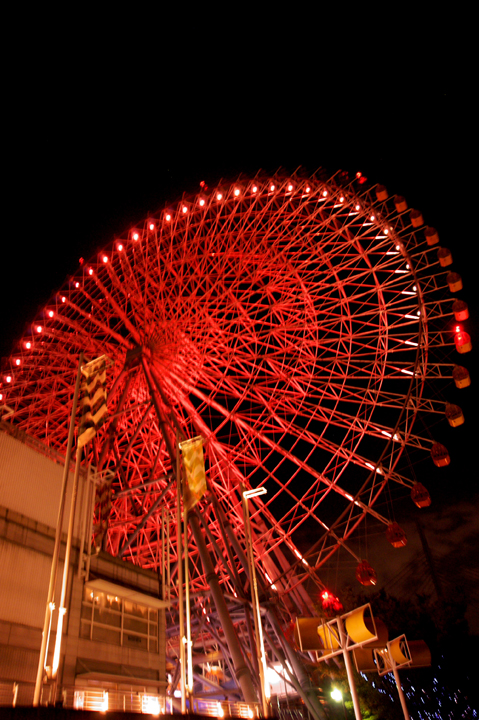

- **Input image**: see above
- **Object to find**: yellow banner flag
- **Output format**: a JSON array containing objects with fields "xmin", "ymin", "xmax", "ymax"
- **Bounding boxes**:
[{"xmin": 179, "ymin": 436, "xmax": 206, "ymax": 510}]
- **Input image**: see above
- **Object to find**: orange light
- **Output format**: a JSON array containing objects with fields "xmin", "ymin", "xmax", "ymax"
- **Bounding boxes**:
[
  {"xmin": 323, "ymin": 190, "xmax": 328, "ymax": 197},
  {"xmin": 270, "ymin": 185, "xmax": 275, "ymax": 191},
  {"xmin": 370, "ymin": 215, "xmax": 375, "ymax": 221},
  {"xmin": 305, "ymin": 186, "xmax": 311, "ymax": 193},
  {"xmin": 287, "ymin": 184, "xmax": 293, "ymax": 192},
  {"xmin": 355, "ymin": 204, "xmax": 360, "ymax": 211}
]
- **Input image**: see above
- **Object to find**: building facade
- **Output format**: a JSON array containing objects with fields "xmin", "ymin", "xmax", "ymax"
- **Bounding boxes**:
[{"xmin": 0, "ymin": 425, "xmax": 168, "ymax": 710}]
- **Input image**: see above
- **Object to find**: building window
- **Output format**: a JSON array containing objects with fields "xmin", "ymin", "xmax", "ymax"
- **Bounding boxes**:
[{"xmin": 80, "ymin": 585, "xmax": 158, "ymax": 652}]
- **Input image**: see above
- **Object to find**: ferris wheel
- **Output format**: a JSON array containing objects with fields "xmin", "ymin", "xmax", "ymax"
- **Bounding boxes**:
[{"xmin": 0, "ymin": 169, "xmax": 470, "ymax": 710}]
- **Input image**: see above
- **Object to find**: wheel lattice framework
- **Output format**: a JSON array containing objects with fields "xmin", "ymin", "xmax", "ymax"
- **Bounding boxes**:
[{"xmin": 0, "ymin": 169, "xmax": 462, "ymax": 707}]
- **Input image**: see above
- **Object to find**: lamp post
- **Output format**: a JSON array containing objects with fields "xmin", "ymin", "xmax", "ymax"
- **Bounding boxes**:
[
  {"xmin": 331, "ymin": 687, "xmax": 347, "ymax": 719},
  {"xmin": 241, "ymin": 483, "xmax": 270, "ymax": 718}
]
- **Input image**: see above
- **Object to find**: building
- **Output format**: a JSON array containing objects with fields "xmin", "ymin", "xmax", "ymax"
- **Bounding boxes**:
[{"xmin": 0, "ymin": 423, "xmax": 168, "ymax": 712}]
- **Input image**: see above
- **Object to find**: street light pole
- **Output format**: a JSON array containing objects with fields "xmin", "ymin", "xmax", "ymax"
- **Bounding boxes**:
[{"xmin": 241, "ymin": 484, "xmax": 270, "ymax": 718}]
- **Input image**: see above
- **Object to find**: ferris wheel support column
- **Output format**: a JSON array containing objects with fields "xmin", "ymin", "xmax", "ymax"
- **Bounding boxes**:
[
  {"xmin": 266, "ymin": 610, "xmax": 328, "ymax": 720},
  {"xmin": 188, "ymin": 513, "xmax": 258, "ymax": 705}
]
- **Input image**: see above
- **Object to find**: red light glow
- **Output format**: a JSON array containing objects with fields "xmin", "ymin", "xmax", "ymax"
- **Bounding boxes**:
[
  {"xmin": 165, "ymin": 214, "xmax": 171, "ymax": 222},
  {"xmin": 322, "ymin": 190, "xmax": 328, "ymax": 197},
  {"xmin": 199, "ymin": 199, "xmax": 205, "ymax": 207},
  {"xmin": 182, "ymin": 206, "xmax": 188, "ymax": 214},
  {"xmin": 234, "ymin": 188, "xmax": 240, "ymax": 197},
  {"xmin": 61, "ymin": 296, "xmax": 66, "ymax": 303},
  {"xmin": 149, "ymin": 223, "xmax": 155, "ymax": 231},
  {"xmin": 455, "ymin": 325, "xmax": 461, "ymax": 333},
  {"xmin": 36, "ymin": 326, "xmax": 42, "ymax": 333},
  {"xmin": 88, "ymin": 268, "xmax": 93, "ymax": 276},
  {"xmin": 48, "ymin": 310, "xmax": 54, "ymax": 317},
  {"xmin": 320, "ymin": 589, "xmax": 343, "ymax": 612},
  {"xmin": 15, "ymin": 359, "xmax": 21, "ymax": 366},
  {"xmin": 102, "ymin": 255, "xmax": 108, "ymax": 263},
  {"xmin": 117, "ymin": 243, "xmax": 124, "ymax": 252},
  {"xmin": 132, "ymin": 232, "xmax": 139, "ymax": 241},
  {"xmin": 6, "ymin": 375, "xmax": 12, "ymax": 383},
  {"xmin": 25, "ymin": 341, "xmax": 32, "ymax": 349},
  {"xmin": 217, "ymin": 193, "xmax": 223, "ymax": 201},
  {"xmin": 252, "ymin": 186, "xmax": 258, "ymax": 193}
]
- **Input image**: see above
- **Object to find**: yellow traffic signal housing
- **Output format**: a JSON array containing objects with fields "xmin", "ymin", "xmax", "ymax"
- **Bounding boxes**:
[{"xmin": 294, "ymin": 617, "xmax": 327, "ymax": 652}]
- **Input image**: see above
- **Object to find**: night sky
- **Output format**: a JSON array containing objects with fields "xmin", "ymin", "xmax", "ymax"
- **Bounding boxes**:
[{"xmin": 2, "ymin": 20, "xmax": 477, "ymax": 636}]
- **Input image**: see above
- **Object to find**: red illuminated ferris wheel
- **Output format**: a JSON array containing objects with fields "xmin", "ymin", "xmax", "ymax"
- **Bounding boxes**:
[{"xmin": 0, "ymin": 169, "xmax": 470, "ymax": 708}]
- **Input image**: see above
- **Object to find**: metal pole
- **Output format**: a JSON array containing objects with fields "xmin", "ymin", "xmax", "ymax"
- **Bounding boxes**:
[
  {"xmin": 77, "ymin": 464, "xmax": 90, "ymax": 577},
  {"xmin": 337, "ymin": 616, "xmax": 362, "ymax": 720},
  {"xmin": 184, "ymin": 499, "xmax": 194, "ymax": 700},
  {"xmin": 33, "ymin": 352, "xmax": 84, "ymax": 706},
  {"xmin": 84, "ymin": 470, "xmax": 96, "ymax": 582},
  {"xmin": 51, "ymin": 443, "xmax": 83, "ymax": 683},
  {"xmin": 241, "ymin": 484, "xmax": 269, "ymax": 718},
  {"xmin": 176, "ymin": 436, "xmax": 187, "ymax": 714},
  {"xmin": 392, "ymin": 666, "xmax": 411, "ymax": 720}
]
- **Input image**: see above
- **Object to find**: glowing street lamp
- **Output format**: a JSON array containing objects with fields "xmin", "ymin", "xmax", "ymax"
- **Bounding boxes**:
[{"xmin": 331, "ymin": 687, "xmax": 347, "ymax": 719}]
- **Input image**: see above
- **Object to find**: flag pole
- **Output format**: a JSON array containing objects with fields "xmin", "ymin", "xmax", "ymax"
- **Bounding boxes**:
[{"xmin": 33, "ymin": 352, "xmax": 84, "ymax": 706}]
